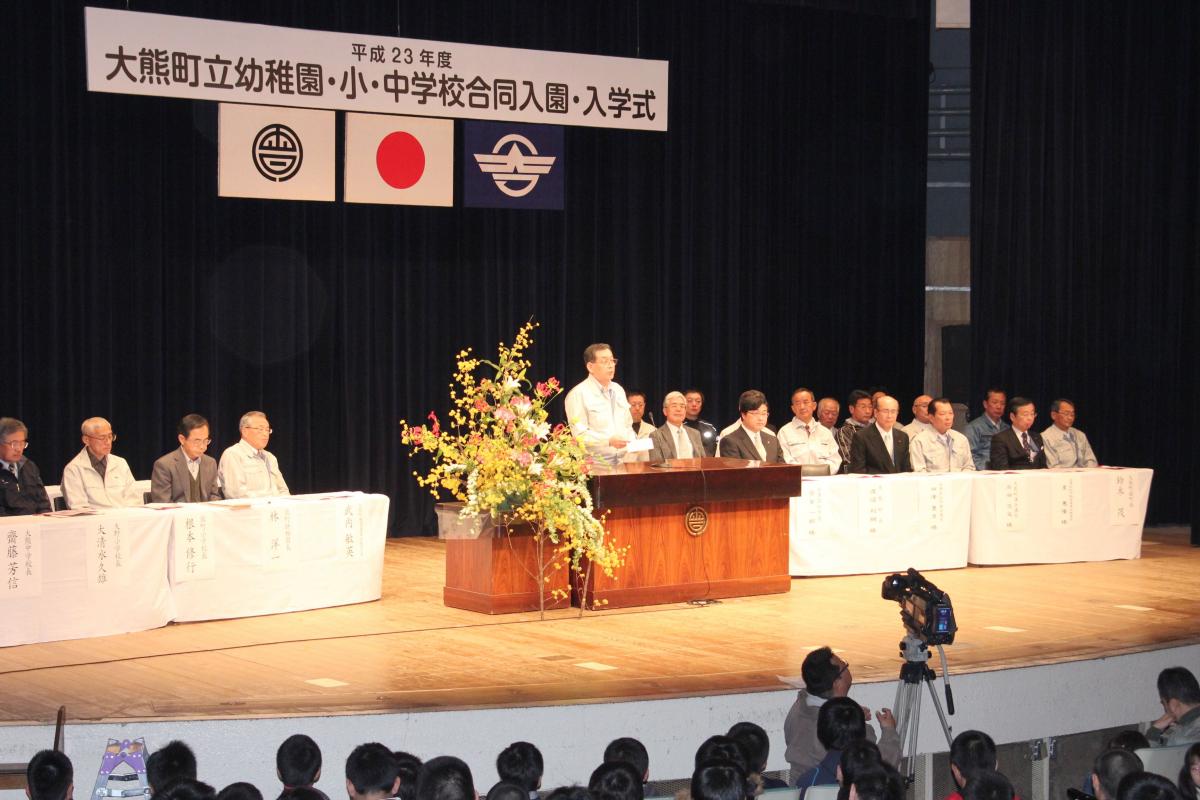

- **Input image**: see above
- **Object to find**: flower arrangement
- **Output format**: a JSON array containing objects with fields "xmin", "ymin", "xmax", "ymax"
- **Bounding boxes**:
[{"xmin": 400, "ymin": 321, "xmax": 626, "ymax": 615}]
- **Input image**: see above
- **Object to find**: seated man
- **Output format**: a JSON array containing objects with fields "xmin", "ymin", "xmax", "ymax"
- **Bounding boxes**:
[
  {"xmin": 416, "ymin": 757, "xmax": 474, "ymax": 800},
  {"xmin": 849, "ymin": 396, "xmax": 911, "ymax": 474},
  {"xmin": 147, "ymin": 740, "xmax": 198, "ymax": 794},
  {"xmin": 904, "ymin": 395, "xmax": 934, "ymax": 438},
  {"xmin": 276, "ymin": 734, "xmax": 322, "ymax": 800},
  {"xmin": 648, "ymin": 392, "xmax": 706, "ymax": 461},
  {"xmin": 1091, "ymin": 749, "xmax": 1143, "ymax": 800},
  {"xmin": 909, "ymin": 398, "xmax": 976, "ymax": 473},
  {"xmin": 62, "ymin": 417, "xmax": 141, "ymax": 509},
  {"xmin": 622, "ymin": 391, "xmax": 655, "ymax": 464},
  {"xmin": 587, "ymin": 762, "xmax": 642, "ymax": 800},
  {"xmin": 0, "ymin": 417, "xmax": 50, "ymax": 515},
  {"xmin": 1041, "ymin": 399, "xmax": 1099, "ymax": 468},
  {"xmin": 346, "ymin": 743, "xmax": 399, "ymax": 800},
  {"xmin": 836, "ymin": 391, "xmax": 874, "ymax": 472},
  {"xmin": 603, "ymin": 737, "xmax": 650, "ymax": 784},
  {"xmin": 777, "ymin": 388, "xmax": 841, "ymax": 474},
  {"xmin": 684, "ymin": 389, "xmax": 720, "ymax": 457},
  {"xmin": 794, "ymin": 697, "xmax": 870, "ymax": 788},
  {"xmin": 26, "ymin": 749, "xmax": 74, "ymax": 800},
  {"xmin": 817, "ymin": 397, "xmax": 841, "ymax": 433},
  {"xmin": 218, "ymin": 411, "xmax": 290, "ymax": 498},
  {"xmin": 784, "ymin": 647, "xmax": 899, "ymax": 783},
  {"xmin": 717, "ymin": 390, "xmax": 785, "ymax": 462},
  {"xmin": 989, "ymin": 398, "xmax": 1047, "ymax": 470},
  {"xmin": 151, "ymin": 414, "xmax": 222, "ymax": 503},
  {"xmin": 1146, "ymin": 666, "xmax": 1200, "ymax": 746},
  {"xmin": 965, "ymin": 389, "xmax": 1009, "ymax": 470},
  {"xmin": 496, "ymin": 742, "xmax": 542, "ymax": 800}
]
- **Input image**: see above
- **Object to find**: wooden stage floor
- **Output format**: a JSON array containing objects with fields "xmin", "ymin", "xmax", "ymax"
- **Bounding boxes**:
[{"xmin": 1, "ymin": 529, "xmax": 1197, "ymax": 726}]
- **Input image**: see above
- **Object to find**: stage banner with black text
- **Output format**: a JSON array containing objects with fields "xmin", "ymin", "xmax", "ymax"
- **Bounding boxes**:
[
  {"xmin": 218, "ymin": 103, "xmax": 335, "ymax": 201},
  {"xmin": 85, "ymin": 7, "xmax": 668, "ymax": 132},
  {"xmin": 463, "ymin": 122, "xmax": 564, "ymax": 210},
  {"xmin": 344, "ymin": 113, "xmax": 453, "ymax": 207}
]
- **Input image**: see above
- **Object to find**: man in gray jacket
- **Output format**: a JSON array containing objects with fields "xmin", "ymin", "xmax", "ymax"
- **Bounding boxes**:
[{"xmin": 1147, "ymin": 667, "xmax": 1200, "ymax": 746}]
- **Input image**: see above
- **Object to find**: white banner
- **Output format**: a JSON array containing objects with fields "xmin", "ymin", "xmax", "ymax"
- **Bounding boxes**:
[
  {"xmin": 345, "ymin": 113, "xmax": 453, "ymax": 206},
  {"xmin": 173, "ymin": 508, "xmax": 216, "ymax": 582},
  {"xmin": 86, "ymin": 519, "xmax": 131, "ymax": 588},
  {"xmin": 219, "ymin": 104, "xmax": 335, "ymax": 201},
  {"xmin": 85, "ymin": 7, "xmax": 668, "ymax": 132},
  {"xmin": 262, "ymin": 506, "xmax": 297, "ymax": 571},
  {"xmin": 2, "ymin": 525, "xmax": 42, "ymax": 599}
]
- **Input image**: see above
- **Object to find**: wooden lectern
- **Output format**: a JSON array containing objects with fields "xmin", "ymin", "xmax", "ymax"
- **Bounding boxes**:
[{"xmin": 580, "ymin": 457, "xmax": 801, "ymax": 609}]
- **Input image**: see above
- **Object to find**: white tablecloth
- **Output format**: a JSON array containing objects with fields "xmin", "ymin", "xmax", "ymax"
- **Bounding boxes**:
[
  {"xmin": 968, "ymin": 467, "xmax": 1152, "ymax": 564},
  {"xmin": 1, "ymin": 492, "xmax": 390, "ymax": 647},
  {"xmin": 1, "ymin": 509, "xmax": 175, "ymax": 647},
  {"xmin": 789, "ymin": 473, "xmax": 974, "ymax": 576}
]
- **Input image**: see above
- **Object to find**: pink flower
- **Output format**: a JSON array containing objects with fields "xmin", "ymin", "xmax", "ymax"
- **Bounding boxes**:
[
  {"xmin": 515, "ymin": 450, "xmax": 533, "ymax": 466},
  {"xmin": 427, "ymin": 412, "xmax": 441, "ymax": 436},
  {"xmin": 474, "ymin": 397, "xmax": 490, "ymax": 412},
  {"xmin": 494, "ymin": 407, "xmax": 516, "ymax": 422}
]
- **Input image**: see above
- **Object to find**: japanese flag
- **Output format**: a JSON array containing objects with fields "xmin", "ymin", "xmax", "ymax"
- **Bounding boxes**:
[
  {"xmin": 218, "ymin": 103, "xmax": 335, "ymax": 201},
  {"xmin": 344, "ymin": 113, "xmax": 454, "ymax": 207}
]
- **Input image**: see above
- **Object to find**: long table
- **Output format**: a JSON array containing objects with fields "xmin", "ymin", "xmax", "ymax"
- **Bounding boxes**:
[
  {"xmin": 1, "ymin": 492, "xmax": 390, "ymax": 647},
  {"xmin": 788, "ymin": 468, "xmax": 1152, "ymax": 576}
]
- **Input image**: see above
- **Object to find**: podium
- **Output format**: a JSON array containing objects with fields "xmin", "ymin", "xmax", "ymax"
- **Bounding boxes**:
[{"xmin": 580, "ymin": 457, "xmax": 800, "ymax": 609}]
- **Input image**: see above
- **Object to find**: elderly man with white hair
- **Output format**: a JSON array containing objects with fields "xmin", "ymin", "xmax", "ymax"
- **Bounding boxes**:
[
  {"xmin": 61, "ymin": 416, "xmax": 142, "ymax": 508},
  {"xmin": 218, "ymin": 411, "xmax": 290, "ymax": 498},
  {"xmin": 648, "ymin": 391, "xmax": 706, "ymax": 461}
]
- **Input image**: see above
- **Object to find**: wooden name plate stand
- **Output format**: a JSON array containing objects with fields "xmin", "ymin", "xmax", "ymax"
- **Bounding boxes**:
[{"xmin": 580, "ymin": 457, "xmax": 801, "ymax": 609}]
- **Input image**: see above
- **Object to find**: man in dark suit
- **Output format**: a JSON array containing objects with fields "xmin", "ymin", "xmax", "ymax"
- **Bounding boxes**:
[
  {"xmin": 648, "ymin": 391, "xmax": 706, "ymax": 461},
  {"xmin": 0, "ymin": 417, "xmax": 50, "ymax": 516},
  {"xmin": 717, "ymin": 390, "xmax": 787, "ymax": 462},
  {"xmin": 150, "ymin": 413, "xmax": 222, "ymax": 502},
  {"xmin": 849, "ymin": 395, "xmax": 912, "ymax": 474},
  {"xmin": 989, "ymin": 397, "xmax": 1047, "ymax": 470}
]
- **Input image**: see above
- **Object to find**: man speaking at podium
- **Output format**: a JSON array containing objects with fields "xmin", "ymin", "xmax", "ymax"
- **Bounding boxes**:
[{"xmin": 564, "ymin": 343, "xmax": 635, "ymax": 467}]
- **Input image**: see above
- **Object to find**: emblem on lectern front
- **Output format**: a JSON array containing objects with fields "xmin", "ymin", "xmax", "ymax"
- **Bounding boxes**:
[{"xmin": 684, "ymin": 506, "xmax": 709, "ymax": 536}]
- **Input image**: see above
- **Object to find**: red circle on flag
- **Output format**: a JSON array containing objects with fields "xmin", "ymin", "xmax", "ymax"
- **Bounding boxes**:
[{"xmin": 376, "ymin": 131, "xmax": 425, "ymax": 189}]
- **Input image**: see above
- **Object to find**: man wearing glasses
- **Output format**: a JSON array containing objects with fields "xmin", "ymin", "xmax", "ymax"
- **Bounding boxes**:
[
  {"xmin": 0, "ymin": 417, "xmax": 50, "ymax": 515},
  {"xmin": 564, "ymin": 343, "xmax": 635, "ymax": 467},
  {"xmin": 62, "ymin": 416, "xmax": 141, "ymax": 508},
  {"xmin": 218, "ymin": 411, "xmax": 290, "ymax": 498},
  {"xmin": 151, "ymin": 414, "xmax": 223, "ymax": 503},
  {"xmin": 717, "ymin": 390, "xmax": 786, "ymax": 462}
]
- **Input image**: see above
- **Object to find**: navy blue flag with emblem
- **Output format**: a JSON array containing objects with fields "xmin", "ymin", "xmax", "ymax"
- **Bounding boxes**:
[{"xmin": 463, "ymin": 121, "xmax": 565, "ymax": 210}]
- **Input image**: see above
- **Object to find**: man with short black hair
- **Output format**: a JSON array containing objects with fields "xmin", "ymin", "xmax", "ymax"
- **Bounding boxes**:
[
  {"xmin": 910, "ymin": 399, "xmax": 975, "ymax": 473},
  {"xmin": 783, "ymin": 647, "xmax": 898, "ymax": 784},
  {"xmin": 276, "ymin": 734, "xmax": 322, "ymax": 800},
  {"xmin": 683, "ymin": 389, "xmax": 719, "ymax": 457},
  {"xmin": 588, "ymin": 762, "xmax": 643, "ymax": 800},
  {"xmin": 345, "ymin": 743, "xmax": 399, "ymax": 800},
  {"xmin": 0, "ymin": 417, "xmax": 50, "ymax": 516},
  {"xmin": 1092, "ymin": 749, "xmax": 1144, "ymax": 800},
  {"xmin": 26, "ymin": 750, "xmax": 73, "ymax": 800},
  {"xmin": 966, "ymin": 389, "xmax": 1009, "ymax": 470},
  {"xmin": 717, "ymin": 391, "xmax": 785, "ymax": 462},
  {"xmin": 836, "ymin": 391, "xmax": 874, "ymax": 473},
  {"xmin": 152, "ymin": 414, "xmax": 222, "ymax": 503},
  {"xmin": 564, "ymin": 344, "xmax": 635, "ymax": 467},
  {"xmin": 849, "ymin": 396, "xmax": 911, "ymax": 474},
  {"xmin": 416, "ymin": 757, "xmax": 475, "ymax": 800},
  {"xmin": 793, "ymin": 698, "xmax": 869, "ymax": 788},
  {"xmin": 1147, "ymin": 667, "xmax": 1200, "ymax": 746},
  {"xmin": 496, "ymin": 742, "xmax": 542, "ymax": 800},
  {"xmin": 604, "ymin": 738, "xmax": 650, "ymax": 784},
  {"xmin": 989, "ymin": 398, "xmax": 1047, "ymax": 470},
  {"xmin": 1042, "ymin": 399, "xmax": 1098, "ymax": 468},
  {"xmin": 147, "ymin": 741, "xmax": 198, "ymax": 795}
]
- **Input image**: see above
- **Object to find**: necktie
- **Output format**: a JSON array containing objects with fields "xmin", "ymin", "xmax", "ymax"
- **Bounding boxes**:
[
  {"xmin": 883, "ymin": 432, "xmax": 894, "ymax": 461},
  {"xmin": 1021, "ymin": 432, "xmax": 1033, "ymax": 461},
  {"xmin": 675, "ymin": 426, "xmax": 686, "ymax": 457},
  {"xmin": 942, "ymin": 434, "xmax": 953, "ymax": 466},
  {"xmin": 753, "ymin": 433, "xmax": 766, "ymax": 460},
  {"xmin": 6, "ymin": 463, "xmax": 16, "ymax": 477}
]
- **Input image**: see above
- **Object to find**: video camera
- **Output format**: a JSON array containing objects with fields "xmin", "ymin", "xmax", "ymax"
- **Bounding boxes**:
[{"xmin": 881, "ymin": 568, "xmax": 957, "ymax": 645}]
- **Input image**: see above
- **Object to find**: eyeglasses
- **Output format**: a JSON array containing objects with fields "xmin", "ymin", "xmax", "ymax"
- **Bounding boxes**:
[
  {"xmin": 187, "ymin": 438, "xmax": 212, "ymax": 446},
  {"xmin": 594, "ymin": 358, "xmax": 618, "ymax": 365},
  {"xmin": 1, "ymin": 440, "xmax": 29, "ymax": 450},
  {"xmin": 245, "ymin": 426, "xmax": 274, "ymax": 434},
  {"xmin": 87, "ymin": 433, "xmax": 117, "ymax": 443}
]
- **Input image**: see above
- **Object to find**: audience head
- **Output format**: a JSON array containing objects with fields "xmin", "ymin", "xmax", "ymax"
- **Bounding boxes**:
[
  {"xmin": 911, "ymin": 395, "xmax": 933, "ymax": 424},
  {"xmin": 238, "ymin": 411, "xmax": 273, "ymax": 451},
  {"xmin": 587, "ymin": 762, "xmax": 643, "ymax": 800},
  {"xmin": 26, "ymin": 750, "xmax": 73, "ymax": 800},
  {"xmin": 1117, "ymin": 772, "xmax": 1182, "ymax": 800},
  {"xmin": 847, "ymin": 391, "xmax": 873, "ymax": 424},
  {"xmin": 603, "ymin": 738, "xmax": 649, "ymax": 782},
  {"xmin": 277, "ymin": 734, "xmax": 322, "ymax": 788},
  {"xmin": 1006, "ymin": 398, "xmax": 1036, "ymax": 432},
  {"xmin": 694, "ymin": 736, "xmax": 748, "ymax": 773},
  {"xmin": 496, "ymin": 742, "xmax": 543, "ymax": 794},
  {"xmin": 847, "ymin": 767, "xmax": 904, "ymax": 800},
  {"xmin": 0, "ymin": 417, "xmax": 30, "ymax": 464},
  {"xmin": 1157, "ymin": 667, "xmax": 1200, "ymax": 715},
  {"xmin": 818, "ymin": 398, "xmax": 840, "ymax": 429},
  {"xmin": 817, "ymin": 697, "xmax": 867, "ymax": 752},
  {"xmin": 177, "ymin": 414, "xmax": 212, "ymax": 460},
  {"xmin": 393, "ymin": 752, "xmax": 424, "ymax": 800},
  {"xmin": 929, "ymin": 398, "xmax": 956, "ymax": 435},
  {"xmin": 416, "ymin": 756, "xmax": 475, "ymax": 800},
  {"xmin": 280, "ymin": 790, "xmax": 326, "ymax": 800},
  {"xmin": 663, "ymin": 392, "xmax": 688, "ymax": 426},
  {"xmin": 627, "ymin": 393, "xmax": 646, "ymax": 425},
  {"xmin": 726, "ymin": 721, "xmax": 770, "ymax": 773},
  {"xmin": 1106, "ymin": 731, "xmax": 1151, "ymax": 752},
  {"xmin": 962, "ymin": 769, "xmax": 1014, "ymax": 800},
  {"xmin": 838, "ymin": 740, "xmax": 883, "ymax": 787},
  {"xmin": 156, "ymin": 780, "xmax": 216, "ymax": 800},
  {"xmin": 485, "ymin": 784, "xmax": 526, "ymax": 800},
  {"xmin": 543, "ymin": 789, "xmax": 591, "ymax": 800},
  {"xmin": 216, "ymin": 784, "xmax": 263, "ymax": 800},
  {"xmin": 684, "ymin": 390, "xmax": 705, "ymax": 420},
  {"xmin": 737, "ymin": 391, "xmax": 770, "ymax": 433},
  {"xmin": 81, "ymin": 416, "xmax": 116, "ymax": 459},
  {"xmin": 982, "ymin": 389, "xmax": 1007, "ymax": 421},
  {"xmin": 949, "ymin": 730, "xmax": 997, "ymax": 790},
  {"xmin": 1093, "ymin": 748, "xmax": 1144, "ymax": 800},
  {"xmin": 1050, "ymin": 399, "xmax": 1077, "ymax": 431},
  {"xmin": 790, "ymin": 389, "xmax": 817, "ymax": 423},
  {"xmin": 690, "ymin": 761, "xmax": 749, "ymax": 800},
  {"xmin": 345, "ymin": 743, "xmax": 400, "ymax": 800},
  {"xmin": 147, "ymin": 741, "xmax": 198, "ymax": 794},
  {"xmin": 1179, "ymin": 743, "xmax": 1200, "ymax": 800},
  {"xmin": 873, "ymin": 396, "xmax": 899, "ymax": 432},
  {"xmin": 803, "ymin": 646, "xmax": 851, "ymax": 698}
]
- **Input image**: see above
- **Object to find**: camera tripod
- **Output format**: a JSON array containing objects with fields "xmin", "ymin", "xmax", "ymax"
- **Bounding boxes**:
[{"xmin": 892, "ymin": 634, "xmax": 955, "ymax": 782}]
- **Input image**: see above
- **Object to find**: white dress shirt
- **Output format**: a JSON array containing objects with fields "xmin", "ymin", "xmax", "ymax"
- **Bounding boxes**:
[
  {"xmin": 777, "ymin": 417, "xmax": 842, "ymax": 473},
  {"xmin": 564, "ymin": 376, "xmax": 634, "ymax": 466},
  {"xmin": 909, "ymin": 428, "xmax": 976, "ymax": 472},
  {"xmin": 218, "ymin": 439, "xmax": 290, "ymax": 499}
]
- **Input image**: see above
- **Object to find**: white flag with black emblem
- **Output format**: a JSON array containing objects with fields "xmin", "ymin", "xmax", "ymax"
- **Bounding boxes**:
[{"xmin": 218, "ymin": 103, "xmax": 335, "ymax": 201}]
